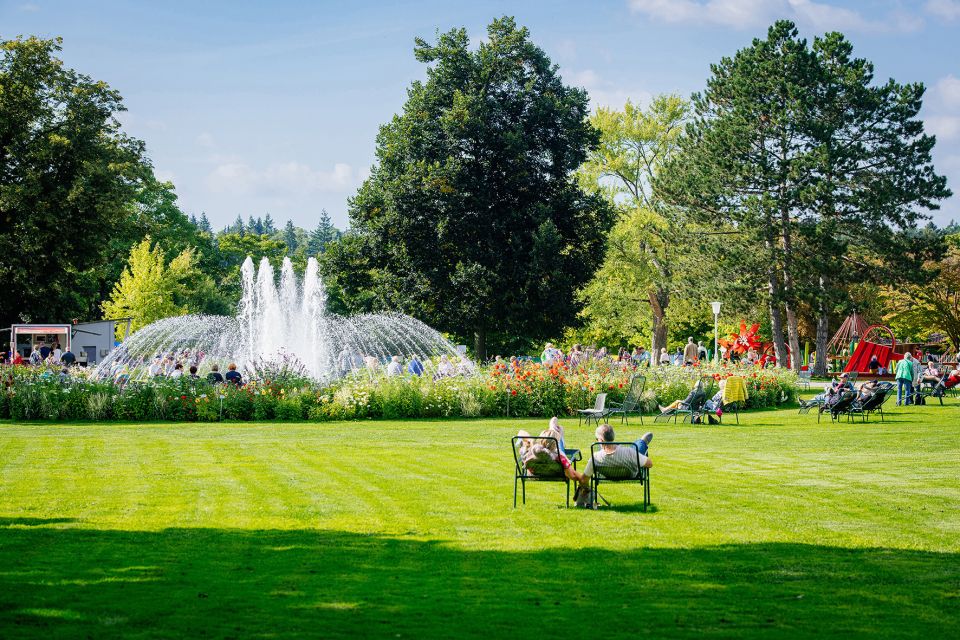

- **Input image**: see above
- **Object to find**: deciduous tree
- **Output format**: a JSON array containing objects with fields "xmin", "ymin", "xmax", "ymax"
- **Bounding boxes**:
[{"xmin": 345, "ymin": 17, "xmax": 612, "ymax": 358}]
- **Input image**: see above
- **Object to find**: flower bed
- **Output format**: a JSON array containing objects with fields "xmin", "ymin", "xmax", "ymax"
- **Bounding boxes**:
[{"xmin": 0, "ymin": 361, "xmax": 799, "ymax": 422}]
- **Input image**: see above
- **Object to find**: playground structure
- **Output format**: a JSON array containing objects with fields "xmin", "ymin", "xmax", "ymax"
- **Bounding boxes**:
[{"xmin": 842, "ymin": 324, "xmax": 898, "ymax": 374}]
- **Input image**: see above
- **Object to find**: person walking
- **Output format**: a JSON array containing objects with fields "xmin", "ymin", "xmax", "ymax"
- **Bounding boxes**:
[
  {"xmin": 895, "ymin": 352, "xmax": 916, "ymax": 406},
  {"xmin": 684, "ymin": 337, "xmax": 698, "ymax": 365}
]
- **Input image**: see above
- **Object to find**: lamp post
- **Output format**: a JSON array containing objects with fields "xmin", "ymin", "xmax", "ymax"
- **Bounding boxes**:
[{"xmin": 711, "ymin": 301, "xmax": 722, "ymax": 364}]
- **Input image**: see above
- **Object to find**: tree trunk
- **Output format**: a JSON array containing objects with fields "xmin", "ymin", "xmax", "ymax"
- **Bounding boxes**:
[
  {"xmin": 814, "ymin": 303, "xmax": 830, "ymax": 377},
  {"xmin": 765, "ymin": 232, "xmax": 789, "ymax": 366},
  {"xmin": 474, "ymin": 327, "xmax": 486, "ymax": 363},
  {"xmin": 785, "ymin": 304, "xmax": 801, "ymax": 372},
  {"xmin": 649, "ymin": 286, "xmax": 669, "ymax": 362}
]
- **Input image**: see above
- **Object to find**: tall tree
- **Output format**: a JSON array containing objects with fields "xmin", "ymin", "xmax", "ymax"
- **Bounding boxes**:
[
  {"xmin": 263, "ymin": 213, "xmax": 276, "ymax": 234},
  {"xmin": 800, "ymin": 32, "xmax": 951, "ymax": 373},
  {"xmin": 577, "ymin": 95, "xmax": 691, "ymax": 357},
  {"xmin": 344, "ymin": 17, "xmax": 613, "ymax": 358},
  {"xmin": 101, "ymin": 237, "xmax": 201, "ymax": 337},
  {"xmin": 308, "ymin": 209, "xmax": 338, "ymax": 255},
  {"xmin": 659, "ymin": 22, "xmax": 817, "ymax": 367},
  {"xmin": 658, "ymin": 21, "xmax": 950, "ymax": 370},
  {"xmin": 282, "ymin": 220, "xmax": 298, "ymax": 254},
  {"xmin": 198, "ymin": 212, "xmax": 212, "ymax": 233},
  {"xmin": 0, "ymin": 36, "xmax": 148, "ymax": 328}
]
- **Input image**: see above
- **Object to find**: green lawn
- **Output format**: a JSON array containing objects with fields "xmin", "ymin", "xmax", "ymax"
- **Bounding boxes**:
[{"xmin": 1, "ymin": 403, "xmax": 959, "ymax": 638}]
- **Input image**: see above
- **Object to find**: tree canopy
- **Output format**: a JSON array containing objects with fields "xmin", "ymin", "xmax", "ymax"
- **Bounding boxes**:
[
  {"xmin": 0, "ymin": 36, "xmax": 148, "ymax": 328},
  {"xmin": 340, "ymin": 16, "xmax": 613, "ymax": 358}
]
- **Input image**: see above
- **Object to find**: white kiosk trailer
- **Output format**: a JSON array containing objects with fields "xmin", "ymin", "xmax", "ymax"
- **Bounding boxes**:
[{"xmin": 8, "ymin": 320, "xmax": 128, "ymax": 366}]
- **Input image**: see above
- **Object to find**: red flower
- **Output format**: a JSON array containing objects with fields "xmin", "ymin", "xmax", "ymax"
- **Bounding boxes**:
[
  {"xmin": 180, "ymin": 395, "xmax": 186, "ymax": 399},
  {"xmin": 511, "ymin": 389, "xmax": 517, "ymax": 396}
]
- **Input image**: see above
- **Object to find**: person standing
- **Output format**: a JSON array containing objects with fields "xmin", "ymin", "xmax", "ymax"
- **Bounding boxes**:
[
  {"xmin": 684, "ymin": 337, "xmax": 698, "ymax": 365},
  {"xmin": 895, "ymin": 353, "xmax": 915, "ymax": 406}
]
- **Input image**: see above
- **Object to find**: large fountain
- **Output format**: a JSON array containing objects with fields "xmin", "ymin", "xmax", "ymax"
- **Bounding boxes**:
[{"xmin": 95, "ymin": 256, "xmax": 472, "ymax": 382}]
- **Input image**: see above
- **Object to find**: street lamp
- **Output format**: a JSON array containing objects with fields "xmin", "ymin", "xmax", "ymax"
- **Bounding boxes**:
[{"xmin": 711, "ymin": 301, "xmax": 722, "ymax": 363}]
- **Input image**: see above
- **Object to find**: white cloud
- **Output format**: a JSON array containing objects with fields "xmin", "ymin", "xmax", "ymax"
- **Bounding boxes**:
[
  {"xmin": 205, "ymin": 161, "xmax": 359, "ymax": 196},
  {"xmin": 628, "ymin": 0, "xmax": 920, "ymax": 32},
  {"xmin": 934, "ymin": 74, "xmax": 960, "ymax": 109},
  {"xmin": 925, "ymin": 0, "xmax": 960, "ymax": 21},
  {"xmin": 19, "ymin": 3, "xmax": 40, "ymax": 12},
  {"xmin": 926, "ymin": 115, "xmax": 960, "ymax": 141},
  {"xmin": 567, "ymin": 69, "xmax": 652, "ymax": 111}
]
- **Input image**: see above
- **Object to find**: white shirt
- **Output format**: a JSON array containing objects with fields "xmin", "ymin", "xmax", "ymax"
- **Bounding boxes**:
[{"xmin": 387, "ymin": 361, "xmax": 402, "ymax": 376}]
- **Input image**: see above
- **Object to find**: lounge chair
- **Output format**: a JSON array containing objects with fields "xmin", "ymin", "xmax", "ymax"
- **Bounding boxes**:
[
  {"xmin": 819, "ymin": 390, "xmax": 858, "ymax": 423},
  {"xmin": 847, "ymin": 382, "xmax": 894, "ymax": 422},
  {"xmin": 654, "ymin": 379, "xmax": 706, "ymax": 424},
  {"xmin": 716, "ymin": 375, "xmax": 748, "ymax": 425}
]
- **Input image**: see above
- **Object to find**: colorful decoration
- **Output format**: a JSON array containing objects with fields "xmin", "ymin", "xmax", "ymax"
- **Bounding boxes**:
[{"xmin": 719, "ymin": 321, "xmax": 763, "ymax": 357}]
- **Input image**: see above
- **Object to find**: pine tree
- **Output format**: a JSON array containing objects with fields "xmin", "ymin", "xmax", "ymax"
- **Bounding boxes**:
[
  {"xmin": 283, "ymin": 220, "xmax": 298, "ymax": 254},
  {"xmin": 308, "ymin": 209, "xmax": 336, "ymax": 254},
  {"xmin": 198, "ymin": 212, "xmax": 212, "ymax": 233},
  {"xmin": 189, "ymin": 213, "xmax": 198, "ymax": 227},
  {"xmin": 263, "ymin": 213, "xmax": 275, "ymax": 234},
  {"xmin": 232, "ymin": 215, "xmax": 245, "ymax": 236}
]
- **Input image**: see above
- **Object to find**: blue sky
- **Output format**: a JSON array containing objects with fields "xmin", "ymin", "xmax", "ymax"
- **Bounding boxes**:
[{"xmin": 2, "ymin": 0, "xmax": 958, "ymax": 229}]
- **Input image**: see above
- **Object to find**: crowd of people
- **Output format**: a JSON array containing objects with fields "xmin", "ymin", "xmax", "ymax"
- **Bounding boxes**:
[
  {"xmin": 527, "ymin": 338, "xmax": 717, "ymax": 371},
  {"xmin": 0, "ymin": 342, "xmax": 77, "ymax": 368}
]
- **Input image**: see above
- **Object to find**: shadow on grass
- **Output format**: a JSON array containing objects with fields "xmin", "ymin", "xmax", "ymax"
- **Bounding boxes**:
[
  {"xmin": 0, "ymin": 523, "xmax": 957, "ymax": 639},
  {"xmin": 0, "ymin": 517, "xmax": 77, "ymax": 527}
]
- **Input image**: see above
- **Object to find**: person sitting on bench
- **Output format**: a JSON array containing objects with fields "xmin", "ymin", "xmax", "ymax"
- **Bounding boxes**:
[{"xmin": 574, "ymin": 424, "xmax": 652, "ymax": 505}]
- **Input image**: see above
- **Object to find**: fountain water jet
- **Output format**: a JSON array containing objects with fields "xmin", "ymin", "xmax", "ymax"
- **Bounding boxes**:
[{"xmin": 96, "ymin": 256, "xmax": 472, "ymax": 382}]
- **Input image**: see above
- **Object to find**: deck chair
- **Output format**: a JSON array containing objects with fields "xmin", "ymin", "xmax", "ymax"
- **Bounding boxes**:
[
  {"xmin": 606, "ymin": 375, "xmax": 646, "ymax": 425},
  {"xmin": 511, "ymin": 436, "xmax": 582, "ymax": 508},
  {"xmin": 717, "ymin": 375, "xmax": 748, "ymax": 425},
  {"xmin": 798, "ymin": 396, "xmax": 823, "ymax": 414},
  {"xmin": 684, "ymin": 378, "xmax": 717, "ymax": 425},
  {"xmin": 819, "ymin": 390, "xmax": 858, "ymax": 423},
  {"xmin": 847, "ymin": 382, "xmax": 894, "ymax": 422},
  {"xmin": 915, "ymin": 372, "xmax": 948, "ymax": 406},
  {"xmin": 654, "ymin": 379, "xmax": 706, "ymax": 423},
  {"xmin": 578, "ymin": 393, "xmax": 609, "ymax": 427},
  {"xmin": 587, "ymin": 442, "xmax": 651, "ymax": 511},
  {"xmin": 798, "ymin": 369, "xmax": 812, "ymax": 391}
]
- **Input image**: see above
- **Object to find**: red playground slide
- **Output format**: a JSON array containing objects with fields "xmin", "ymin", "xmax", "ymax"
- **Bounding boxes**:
[{"xmin": 843, "ymin": 325, "xmax": 898, "ymax": 374}]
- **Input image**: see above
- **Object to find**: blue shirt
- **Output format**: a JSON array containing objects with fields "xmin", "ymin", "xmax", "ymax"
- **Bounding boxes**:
[{"xmin": 408, "ymin": 359, "xmax": 424, "ymax": 376}]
